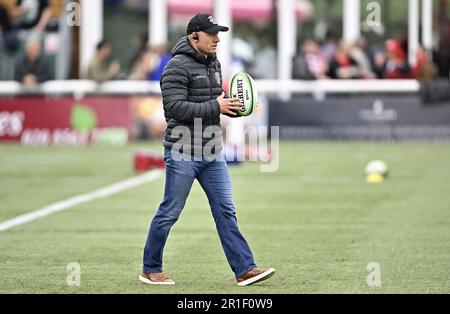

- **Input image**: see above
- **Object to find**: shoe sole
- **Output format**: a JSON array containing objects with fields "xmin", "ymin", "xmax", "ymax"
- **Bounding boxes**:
[
  {"xmin": 237, "ymin": 268, "xmax": 276, "ymax": 287},
  {"xmin": 139, "ymin": 274, "xmax": 176, "ymax": 286}
]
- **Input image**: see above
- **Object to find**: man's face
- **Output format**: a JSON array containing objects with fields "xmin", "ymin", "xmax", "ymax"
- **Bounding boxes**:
[
  {"xmin": 26, "ymin": 42, "xmax": 40, "ymax": 62},
  {"xmin": 99, "ymin": 44, "xmax": 112, "ymax": 59},
  {"xmin": 196, "ymin": 31, "xmax": 220, "ymax": 56}
]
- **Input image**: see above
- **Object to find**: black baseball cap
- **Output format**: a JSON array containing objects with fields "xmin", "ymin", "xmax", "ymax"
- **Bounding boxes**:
[{"xmin": 186, "ymin": 13, "xmax": 229, "ymax": 35}]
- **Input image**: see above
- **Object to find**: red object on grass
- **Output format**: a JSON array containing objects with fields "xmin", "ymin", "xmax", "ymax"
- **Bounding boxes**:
[{"xmin": 134, "ymin": 151, "xmax": 165, "ymax": 173}]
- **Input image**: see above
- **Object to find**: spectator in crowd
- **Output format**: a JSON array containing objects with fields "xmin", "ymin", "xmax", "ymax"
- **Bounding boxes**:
[
  {"xmin": 14, "ymin": 38, "xmax": 52, "ymax": 85},
  {"xmin": 128, "ymin": 46, "xmax": 156, "ymax": 80},
  {"xmin": 414, "ymin": 45, "xmax": 436, "ymax": 81},
  {"xmin": 147, "ymin": 43, "xmax": 171, "ymax": 81},
  {"xmin": 11, "ymin": 0, "xmax": 52, "ymax": 32},
  {"xmin": 231, "ymin": 37, "xmax": 254, "ymax": 76},
  {"xmin": 371, "ymin": 48, "xmax": 388, "ymax": 79},
  {"xmin": 1, "ymin": 2, "xmax": 13, "ymax": 52},
  {"xmin": 292, "ymin": 39, "xmax": 328, "ymax": 80},
  {"xmin": 128, "ymin": 33, "xmax": 148, "ymax": 74},
  {"xmin": 128, "ymin": 43, "xmax": 171, "ymax": 81},
  {"xmin": 251, "ymin": 38, "xmax": 277, "ymax": 79},
  {"xmin": 328, "ymin": 40, "xmax": 362, "ymax": 79},
  {"xmin": 87, "ymin": 40, "xmax": 121, "ymax": 82},
  {"xmin": 435, "ymin": 20, "xmax": 450, "ymax": 78},
  {"xmin": 383, "ymin": 39, "xmax": 415, "ymax": 79},
  {"xmin": 350, "ymin": 37, "xmax": 376, "ymax": 79},
  {"xmin": 320, "ymin": 31, "xmax": 338, "ymax": 62},
  {"xmin": 0, "ymin": 1, "xmax": 20, "ymax": 52},
  {"xmin": 1, "ymin": 0, "xmax": 52, "ymax": 52},
  {"xmin": 0, "ymin": 2, "xmax": 9, "ymax": 31}
]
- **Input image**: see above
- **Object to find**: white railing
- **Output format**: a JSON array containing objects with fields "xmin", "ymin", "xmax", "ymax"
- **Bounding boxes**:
[
  {"xmin": 0, "ymin": 81, "xmax": 23, "ymax": 95},
  {"xmin": 0, "ymin": 80, "xmax": 162, "ymax": 96},
  {"xmin": 41, "ymin": 80, "xmax": 98, "ymax": 95},
  {"xmin": 256, "ymin": 79, "xmax": 421, "ymax": 94},
  {"xmin": 99, "ymin": 80, "xmax": 161, "ymax": 94},
  {"xmin": 0, "ymin": 79, "xmax": 421, "ymax": 96}
]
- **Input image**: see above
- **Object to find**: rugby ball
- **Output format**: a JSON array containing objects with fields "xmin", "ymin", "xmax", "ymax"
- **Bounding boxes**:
[{"xmin": 229, "ymin": 72, "xmax": 258, "ymax": 117}]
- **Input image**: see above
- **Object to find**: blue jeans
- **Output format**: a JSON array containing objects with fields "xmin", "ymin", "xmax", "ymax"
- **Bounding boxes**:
[{"xmin": 142, "ymin": 148, "xmax": 256, "ymax": 278}]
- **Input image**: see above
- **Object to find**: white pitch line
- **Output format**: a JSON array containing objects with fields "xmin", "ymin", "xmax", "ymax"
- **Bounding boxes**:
[{"xmin": 0, "ymin": 170, "xmax": 163, "ymax": 232}]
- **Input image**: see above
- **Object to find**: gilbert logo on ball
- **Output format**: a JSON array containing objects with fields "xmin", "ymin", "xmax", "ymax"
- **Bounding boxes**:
[
  {"xmin": 229, "ymin": 72, "xmax": 258, "ymax": 117},
  {"xmin": 365, "ymin": 160, "xmax": 389, "ymax": 184}
]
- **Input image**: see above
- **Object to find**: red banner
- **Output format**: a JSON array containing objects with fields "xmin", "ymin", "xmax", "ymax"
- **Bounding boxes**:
[{"xmin": 0, "ymin": 96, "xmax": 133, "ymax": 145}]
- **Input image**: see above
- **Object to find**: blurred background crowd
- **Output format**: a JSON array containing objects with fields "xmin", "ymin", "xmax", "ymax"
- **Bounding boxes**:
[{"xmin": 0, "ymin": 0, "xmax": 449, "ymax": 87}]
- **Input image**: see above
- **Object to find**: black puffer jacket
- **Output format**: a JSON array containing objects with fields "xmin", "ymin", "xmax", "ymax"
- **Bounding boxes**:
[{"xmin": 160, "ymin": 36, "xmax": 223, "ymax": 156}]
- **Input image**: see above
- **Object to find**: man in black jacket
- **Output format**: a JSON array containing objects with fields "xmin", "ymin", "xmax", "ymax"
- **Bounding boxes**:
[
  {"xmin": 14, "ymin": 38, "xmax": 52, "ymax": 86},
  {"xmin": 140, "ymin": 13, "xmax": 275, "ymax": 287}
]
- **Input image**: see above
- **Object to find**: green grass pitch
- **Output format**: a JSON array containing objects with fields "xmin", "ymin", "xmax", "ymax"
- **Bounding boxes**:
[{"xmin": 1, "ymin": 141, "xmax": 450, "ymax": 294}]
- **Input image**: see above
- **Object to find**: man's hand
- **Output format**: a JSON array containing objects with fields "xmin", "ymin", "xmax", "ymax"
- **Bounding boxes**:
[
  {"xmin": 217, "ymin": 93, "xmax": 242, "ymax": 116},
  {"xmin": 23, "ymin": 74, "xmax": 37, "ymax": 87}
]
